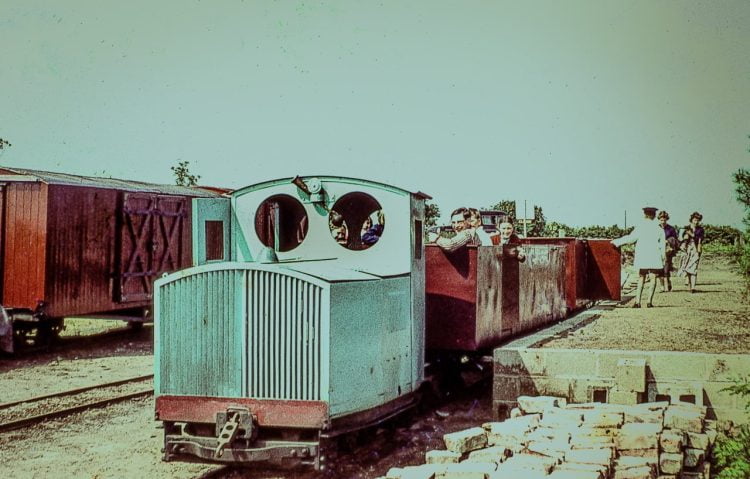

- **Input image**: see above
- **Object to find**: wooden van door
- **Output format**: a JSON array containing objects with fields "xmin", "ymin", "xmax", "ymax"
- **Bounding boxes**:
[{"xmin": 116, "ymin": 193, "xmax": 188, "ymax": 303}]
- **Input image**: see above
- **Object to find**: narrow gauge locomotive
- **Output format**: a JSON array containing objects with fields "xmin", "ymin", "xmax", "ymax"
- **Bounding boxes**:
[
  {"xmin": 0, "ymin": 166, "xmax": 221, "ymax": 353},
  {"xmin": 154, "ymin": 176, "xmax": 621, "ymax": 468},
  {"xmin": 155, "ymin": 176, "xmax": 428, "ymax": 468}
]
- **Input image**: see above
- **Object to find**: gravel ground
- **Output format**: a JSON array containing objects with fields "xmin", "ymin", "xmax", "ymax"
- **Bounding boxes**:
[
  {"xmin": 543, "ymin": 256, "xmax": 750, "ymax": 353},
  {"xmin": 0, "ymin": 318, "xmax": 494, "ymax": 479}
]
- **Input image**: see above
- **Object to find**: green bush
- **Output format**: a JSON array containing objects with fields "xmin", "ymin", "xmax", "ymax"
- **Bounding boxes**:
[
  {"xmin": 704, "ymin": 224, "xmax": 742, "ymax": 246},
  {"xmin": 713, "ymin": 376, "xmax": 750, "ymax": 478}
]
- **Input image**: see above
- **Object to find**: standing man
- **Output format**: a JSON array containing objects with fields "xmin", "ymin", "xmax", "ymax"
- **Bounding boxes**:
[
  {"xmin": 428, "ymin": 207, "xmax": 479, "ymax": 252},
  {"xmin": 611, "ymin": 206, "xmax": 665, "ymax": 308}
]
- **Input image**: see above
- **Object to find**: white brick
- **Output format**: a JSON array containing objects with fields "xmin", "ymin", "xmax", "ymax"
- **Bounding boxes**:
[
  {"xmin": 659, "ymin": 453, "xmax": 683, "ymax": 475},
  {"xmin": 426, "ymin": 450, "xmax": 461, "ymax": 464},
  {"xmin": 517, "ymin": 395, "xmax": 566, "ymax": 413},
  {"xmin": 465, "ymin": 446, "xmax": 508, "ymax": 465},
  {"xmin": 617, "ymin": 423, "xmax": 662, "ymax": 450},
  {"xmin": 683, "ymin": 448, "xmax": 704, "ymax": 468},
  {"xmin": 659, "ymin": 430, "xmax": 684, "ymax": 453},
  {"xmin": 443, "ymin": 427, "xmax": 488, "ymax": 454}
]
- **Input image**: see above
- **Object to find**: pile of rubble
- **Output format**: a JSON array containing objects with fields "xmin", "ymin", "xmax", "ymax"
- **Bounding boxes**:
[{"xmin": 382, "ymin": 395, "xmax": 717, "ymax": 479}]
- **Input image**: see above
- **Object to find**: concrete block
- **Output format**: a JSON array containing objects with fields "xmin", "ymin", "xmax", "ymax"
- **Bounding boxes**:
[
  {"xmin": 648, "ymin": 354, "xmax": 706, "ymax": 381},
  {"xmin": 664, "ymin": 406, "xmax": 704, "ymax": 433},
  {"xmin": 597, "ymin": 352, "xmax": 651, "ymax": 379},
  {"xmin": 527, "ymin": 426, "xmax": 572, "ymax": 442},
  {"xmin": 436, "ymin": 462, "xmax": 496, "ymax": 479},
  {"xmin": 684, "ymin": 432, "xmax": 709, "ymax": 450},
  {"xmin": 615, "ymin": 456, "xmax": 659, "ymax": 476},
  {"xmin": 517, "ymin": 395, "xmax": 566, "ymax": 413},
  {"xmin": 483, "ymin": 413, "xmax": 540, "ymax": 433},
  {"xmin": 500, "ymin": 453, "xmax": 558, "ymax": 474},
  {"xmin": 565, "ymin": 447, "xmax": 614, "ymax": 465},
  {"xmin": 705, "ymin": 355, "xmax": 750, "ymax": 382},
  {"xmin": 443, "ymin": 427, "xmax": 488, "ymax": 454},
  {"xmin": 659, "ymin": 429, "xmax": 684, "ymax": 453},
  {"xmin": 426, "ymin": 450, "xmax": 462, "ymax": 464},
  {"xmin": 616, "ymin": 358, "xmax": 647, "ymax": 393},
  {"xmin": 610, "ymin": 389, "xmax": 642, "ymax": 405},
  {"xmin": 647, "ymin": 382, "xmax": 704, "ymax": 406},
  {"xmin": 527, "ymin": 439, "xmax": 569, "ymax": 461},
  {"xmin": 613, "ymin": 465, "xmax": 655, "ymax": 479},
  {"xmin": 659, "ymin": 453, "xmax": 683, "ymax": 475},
  {"xmin": 570, "ymin": 434, "xmax": 616, "ymax": 449},
  {"xmin": 617, "ymin": 423, "xmax": 662, "ymax": 450},
  {"xmin": 548, "ymin": 469, "xmax": 602, "ymax": 479},
  {"xmin": 583, "ymin": 409, "xmax": 625, "ymax": 428},
  {"xmin": 624, "ymin": 408, "xmax": 664, "ymax": 425},
  {"xmin": 386, "ymin": 467, "xmax": 404, "ymax": 479},
  {"xmin": 682, "ymin": 448, "xmax": 704, "ymax": 468},
  {"xmin": 487, "ymin": 467, "xmax": 547, "ymax": 479},
  {"xmin": 465, "ymin": 446, "xmax": 508, "ymax": 465},
  {"xmin": 493, "ymin": 348, "xmax": 544, "ymax": 375},
  {"xmin": 619, "ymin": 448, "xmax": 659, "ymax": 461},
  {"xmin": 492, "ymin": 376, "xmax": 520, "ymax": 401},
  {"xmin": 567, "ymin": 401, "xmax": 627, "ymax": 412},
  {"xmin": 555, "ymin": 462, "xmax": 607, "ymax": 478},
  {"xmin": 540, "ymin": 407, "xmax": 583, "ymax": 427},
  {"xmin": 485, "ymin": 415, "xmax": 539, "ymax": 447},
  {"xmin": 400, "ymin": 464, "xmax": 443, "ymax": 479}
]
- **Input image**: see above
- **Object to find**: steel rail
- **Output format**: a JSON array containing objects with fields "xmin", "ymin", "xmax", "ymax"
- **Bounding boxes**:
[
  {"xmin": 0, "ymin": 374, "xmax": 154, "ymax": 410},
  {"xmin": 0, "ymin": 388, "xmax": 153, "ymax": 433}
]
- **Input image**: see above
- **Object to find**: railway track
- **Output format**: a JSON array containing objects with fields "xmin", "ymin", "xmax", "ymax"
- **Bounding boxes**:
[{"xmin": 0, "ymin": 374, "xmax": 153, "ymax": 433}]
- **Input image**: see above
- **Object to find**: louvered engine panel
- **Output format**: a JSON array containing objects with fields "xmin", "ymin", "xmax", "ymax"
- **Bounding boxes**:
[
  {"xmin": 246, "ymin": 270, "xmax": 323, "ymax": 401},
  {"xmin": 155, "ymin": 264, "xmax": 325, "ymax": 402}
]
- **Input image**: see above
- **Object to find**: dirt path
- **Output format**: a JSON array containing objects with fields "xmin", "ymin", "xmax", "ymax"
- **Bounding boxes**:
[{"xmin": 543, "ymin": 256, "xmax": 750, "ymax": 353}]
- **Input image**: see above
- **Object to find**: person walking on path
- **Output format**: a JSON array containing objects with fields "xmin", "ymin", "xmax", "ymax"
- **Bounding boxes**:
[
  {"xmin": 658, "ymin": 210, "xmax": 679, "ymax": 292},
  {"xmin": 678, "ymin": 211, "xmax": 704, "ymax": 293},
  {"xmin": 611, "ymin": 206, "xmax": 666, "ymax": 308}
]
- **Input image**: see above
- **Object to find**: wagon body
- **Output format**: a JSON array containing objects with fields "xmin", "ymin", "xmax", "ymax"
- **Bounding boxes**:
[
  {"xmin": 425, "ymin": 239, "xmax": 620, "ymax": 352},
  {"xmin": 0, "ymin": 166, "xmax": 219, "ymax": 351}
]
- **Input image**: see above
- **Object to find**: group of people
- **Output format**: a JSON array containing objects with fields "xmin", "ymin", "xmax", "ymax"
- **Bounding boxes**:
[
  {"xmin": 612, "ymin": 207, "xmax": 704, "ymax": 308},
  {"xmin": 329, "ymin": 210, "xmax": 385, "ymax": 247},
  {"xmin": 427, "ymin": 207, "xmax": 526, "ymax": 261}
]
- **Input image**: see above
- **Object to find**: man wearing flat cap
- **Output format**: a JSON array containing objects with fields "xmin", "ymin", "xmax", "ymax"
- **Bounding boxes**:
[{"xmin": 611, "ymin": 206, "xmax": 666, "ymax": 308}]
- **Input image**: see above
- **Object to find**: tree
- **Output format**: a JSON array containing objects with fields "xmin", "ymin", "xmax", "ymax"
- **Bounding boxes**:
[
  {"xmin": 734, "ymin": 168, "xmax": 750, "ymax": 225},
  {"xmin": 171, "ymin": 160, "xmax": 200, "ymax": 186},
  {"xmin": 425, "ymin": 201, "xmax": 441, "ymax": 227},
  {"xmin": 733, "ymin": 167, "xmax": 750, "ymax": 290},
  {"xmin": 528, "ymin": 205, "xmax": 547, "ymax": 237}
]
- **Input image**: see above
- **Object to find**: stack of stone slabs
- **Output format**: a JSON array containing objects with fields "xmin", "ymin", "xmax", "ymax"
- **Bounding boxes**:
[{"xmin": 379, "ymin": 395, "xmax": 716, "ymax": 479}]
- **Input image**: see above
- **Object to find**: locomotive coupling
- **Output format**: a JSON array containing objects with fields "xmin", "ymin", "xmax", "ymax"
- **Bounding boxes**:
[{"xmin": 213, "ymin": 407, "xmax": 256, "ymax": 458}]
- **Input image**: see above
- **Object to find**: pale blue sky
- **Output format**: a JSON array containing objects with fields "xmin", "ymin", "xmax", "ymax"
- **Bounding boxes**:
[{"xmin": 2, "ymin": 1, "xmax": 748, "ymax": 227}]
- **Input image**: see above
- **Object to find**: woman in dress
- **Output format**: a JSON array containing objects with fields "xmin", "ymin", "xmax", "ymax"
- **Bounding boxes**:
[{"xmin": 678, "ymin": 211, "xmax": 704, "ymax": 293}]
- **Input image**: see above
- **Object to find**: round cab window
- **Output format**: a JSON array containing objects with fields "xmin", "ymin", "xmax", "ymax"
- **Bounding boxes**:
[
  {"xmin": 329, "ymin": 192, "xmax": 384, "ymax": 251},
  {"xmin": 254, "ymin": 195, "xmax": 308, "ymax": 252}
]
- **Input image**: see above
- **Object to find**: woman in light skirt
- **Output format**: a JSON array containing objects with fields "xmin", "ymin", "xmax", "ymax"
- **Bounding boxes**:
[{"xmin": 678, "ymin": 212, "xmax": 704, "ymax": 293}]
